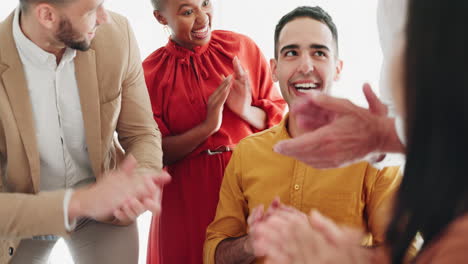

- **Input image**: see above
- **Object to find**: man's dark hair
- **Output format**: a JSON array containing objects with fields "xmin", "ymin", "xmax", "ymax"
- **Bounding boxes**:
[
  {"xmin": 274, "ymin": 6, "xmax": 338, "ymax": 59},
  {"xmin": 19, "ymin": 0, "xmax": 75, "ymax": 13}
]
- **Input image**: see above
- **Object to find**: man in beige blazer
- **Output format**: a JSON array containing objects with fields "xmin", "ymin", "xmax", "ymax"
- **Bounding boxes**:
[{"xmin": 0, "ymin": 0, "xmax": 164, "ymax": 262}]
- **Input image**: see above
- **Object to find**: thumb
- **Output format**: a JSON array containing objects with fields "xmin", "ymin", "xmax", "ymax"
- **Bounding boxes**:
[
  {"xmin": 363, "ymin": 83, "xmax": 388, "ymax": 116},
  {"xmin": 153, "ymin": 171, "xmax": 172, "ymax": 186},
  {"xmin": 273, "ymin": 125, "xmax": 329, "ymax": 156}
]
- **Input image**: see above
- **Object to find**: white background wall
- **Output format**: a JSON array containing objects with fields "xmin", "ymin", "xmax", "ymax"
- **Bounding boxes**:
[{"xmin": 0, "ymin": 0, "xmax": 383, "ymax": 263}]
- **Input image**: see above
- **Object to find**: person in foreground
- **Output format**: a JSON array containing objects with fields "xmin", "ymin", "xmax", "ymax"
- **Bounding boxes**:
[
  {"xmin": 143, "ymin": 0, "xmax": 286, "ymax": 263},
  {"xmin": 0, "ymin": 0, "xmax": 164, "ymax": 262},
  {"xmin": 204, "ymin": 6, "xmax": 402, "ymax": 264},
  {"xmin": 251, "ymin": 0, "xmax": 468, "ymax": 263}
]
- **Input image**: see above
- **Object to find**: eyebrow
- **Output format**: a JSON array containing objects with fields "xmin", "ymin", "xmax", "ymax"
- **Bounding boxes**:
[
  {"xmin": 309, "ymin": 44, "xmax": 330, "ymax": 51},
  {"xmin": 279, "ymin": 44, "xmax": 330, "ymax": 54},
  {"xmin": 178, "ymin": 4, "xmax": 192, "ymax": 12}
]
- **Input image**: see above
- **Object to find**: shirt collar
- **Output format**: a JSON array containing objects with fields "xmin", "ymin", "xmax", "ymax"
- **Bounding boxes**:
[
  {"xmin": 275, "ymin": 113, "xmax": 292, "ymax": 140},
  {"xmin": 12, "ymin": 7, "xmax": 76, "ymax": 67}
]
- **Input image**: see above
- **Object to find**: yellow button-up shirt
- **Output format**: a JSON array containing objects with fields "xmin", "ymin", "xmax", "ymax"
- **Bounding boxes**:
[{"xmin": 204, "ymin": 117, "xmax": 402, "ymax": 264}]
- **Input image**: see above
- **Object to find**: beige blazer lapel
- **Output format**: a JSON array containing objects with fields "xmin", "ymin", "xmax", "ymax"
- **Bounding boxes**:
[
  {"xmin": 74, "ymin": 50, "xmax": 102, "ymax": 178},
  {"xmin": 0, "ymin": 13, "xmax": 40, "ymax": 192}
]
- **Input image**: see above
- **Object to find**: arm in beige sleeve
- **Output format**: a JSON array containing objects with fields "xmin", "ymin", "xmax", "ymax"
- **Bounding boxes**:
[
  {"xmin": 116, "ymin": 17, "xmax": 162, "ymax": 171},
  {"xmin": 0, "ymin": 190, "xmax": 68, "ymax": 239}
]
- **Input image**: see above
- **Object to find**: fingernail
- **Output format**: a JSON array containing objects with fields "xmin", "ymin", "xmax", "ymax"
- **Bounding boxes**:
[
  {"xmin": 273, "ymin": 143, "xmax": 282, "ymax": 153},
  {"xmin": 310, "ymin": 209, "xmax": 324, "ymax": 221}
]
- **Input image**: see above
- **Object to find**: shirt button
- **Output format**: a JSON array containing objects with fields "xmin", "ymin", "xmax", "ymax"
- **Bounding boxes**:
[
  {"xmin": 294, "ymin": 184, "xmax": 300, "ymax": 191},
  {"xmin": 8, "ymin": 247, "xmax": 14, "ymax": 256}
]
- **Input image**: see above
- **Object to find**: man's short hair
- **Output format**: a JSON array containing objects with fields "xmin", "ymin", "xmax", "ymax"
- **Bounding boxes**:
[
  {"xmin": 19, "ymin": 0, "xmax": 76, "ymax": 13},
  {"xmin": 274, "ymin": 6, "xmax": 339, "ymax": 59},
  {"xmin": 150, "ymin": 0, "xmax": 163, "ymax": 10}
]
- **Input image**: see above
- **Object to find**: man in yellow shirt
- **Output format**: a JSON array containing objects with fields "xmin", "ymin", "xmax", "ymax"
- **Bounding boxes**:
[{"xmin": 204, "ymin": 6, "xmax": 402, "ymax": 264}]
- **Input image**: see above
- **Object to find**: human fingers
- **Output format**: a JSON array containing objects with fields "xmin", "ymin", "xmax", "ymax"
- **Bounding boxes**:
[
  {"xmin": 152, "ymin": 171, "xmax": 171, "ymax": 186},
  {"xmin": 291, "ymin": 97, "xmax": 336, "ymax": 132},
  {"xmin": 137, "ymin": 174, "xmax": 158, "ymax": 198},
  {"xmin": 252, "ymin": 234, "xmax": 286, "ymax": 262},
  {"xmin": 273, "ymin": 125, "xmax": 329, "ymax": 161},
  {"xmin": 291, "ymin": 221, "xmax": 323, "ymax": 263},
  {"xmin": 291, "ymin": 91, "xmax": 354, "ymax": 116},
  {"xmin": 218, "ymin": 75, "xmax": 233, "ymax": 92},
  {"xmin": 114, "ymin": 198, "xmax": 144, "ymax": 222},
  {"xmin": 248, "ymin": 204, "xmax": 265, "ymax": 227},
  {"xmin": 211, "ymin": 76, "xmax": 233, "ymax": 107},
  {"xmin": 342, "ymin": 227, "xmax": 364, "ymax": 245},
  {"xmin": 257, "ymin": 212, "xmax": 308, "ymax": 261},
  {"xmin": 271, "ymin": 196, "xmax": 281, "ymax": 209},
  {"xmin": 113, "ymin": 208, "xmax": 128, "ymax": 222},
  {"xmin": 275, "ymin": 123, "xmax": 354, "ymax": 169},
  {"xmin": 264, "ymin": 257, "xmax": 288, "ymax": 264},
  {"xmin": 209, "ymin": 75, "xmax": 233, "ymax": 101},
  {"xmin": 265, "ymin": 197, "xmax": 284, "ymax": 218},
  {"xmin": 143, "ymin": 196, "xmax": 162, "ymax": 215},
  {"xmin": 308, "ymin": 210, "xmax": 344, "ymax": 247},
  {"xmin": 257, "ymin": 236, "xmax": 292, "ymax": 264},
  {"xmin": 219, "ymin": 78, "xmax": 232, "ymax": 104},
  {"xmin": 254, "ymin": 217, "xmax": 291, "ymax": 256},
  {"xmin": 129, "ymin": 198, "xmax": 146, "ymax": 217},
  {"xmin": 233, "ymin": 56, "xmax": 246, "ymax": 79},
  {"xmin": 127, "ymin": 173, "xmax": 157, "ymax": 200},
  {"xmin": 275, "ymin": 205, "xmax": 308, "ymax": 221},
  {"xmin": 363, "ymin": 83, "xmax": 388, "ymax": 116}
]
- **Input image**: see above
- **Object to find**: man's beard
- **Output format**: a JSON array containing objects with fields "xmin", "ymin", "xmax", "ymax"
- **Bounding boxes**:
[{"xmin": 56, "ymin": 17, "xmax": 91, "ymax": 51}]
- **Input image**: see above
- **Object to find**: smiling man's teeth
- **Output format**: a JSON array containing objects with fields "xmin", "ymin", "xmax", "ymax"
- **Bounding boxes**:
[
  {"xmin": 294, "ymin": 83, "xmax": 317, "ymax": 89},
  {"xmin": 298, "ymin": 89, "xmax": 318, "ymax": 94}
]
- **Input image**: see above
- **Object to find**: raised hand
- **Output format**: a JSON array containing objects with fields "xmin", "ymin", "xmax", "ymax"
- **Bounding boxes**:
[
  {"xmin": 203, "ymin": 75, "xmax": 233, "ymax": 135},
  {"xmin": 225, "ymin": 56, "xmax": 267, "ymax": 129},
  {"xmin": 248, "ymin": 198, "xmax": 306, "ymax": 257},
  {"xmin": 68, "ymin": 155, "xmax": 171, "ymax": 224},
  {"xmin": 111, "ymin": 167, "xmax": 169, "ymax": 224},
  {"xmin": 274, "ymin": 84, "xmax": 403, "ymax": 168},
  {"xmin": 226, "ymin": 56, "xmax": 253, "ymax": 118},
  {"xmin": 252, "ymin": 209, "xmax": 372, "ymax": 264}
]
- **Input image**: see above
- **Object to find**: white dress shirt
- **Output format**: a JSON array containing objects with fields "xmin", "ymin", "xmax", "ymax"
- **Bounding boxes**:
[
  {"xmin": 370, "ymin": 0, "xmax": 408, "ymax": 169},
  {"xmin": 13, "ymin": 8, "xmax": 94, "ymax": 230},
  {"xmin": 377, "ymin": 0, "xmax": 407, "ymax": 117},
  {"xmin": 378, "ymin": 0, "xmax": 407, "ymax": 146}
]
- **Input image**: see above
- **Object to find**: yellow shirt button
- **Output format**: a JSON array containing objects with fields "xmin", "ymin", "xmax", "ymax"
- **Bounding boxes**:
[{"xmin": 294, "ymin": 184, "xmax": 300, "ymax": 190}]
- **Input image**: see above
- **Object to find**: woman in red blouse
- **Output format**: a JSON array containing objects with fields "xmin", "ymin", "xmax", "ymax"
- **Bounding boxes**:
[{"xmin": 143, "ymin": 0, "xmax": 286, "ymax": 263}]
